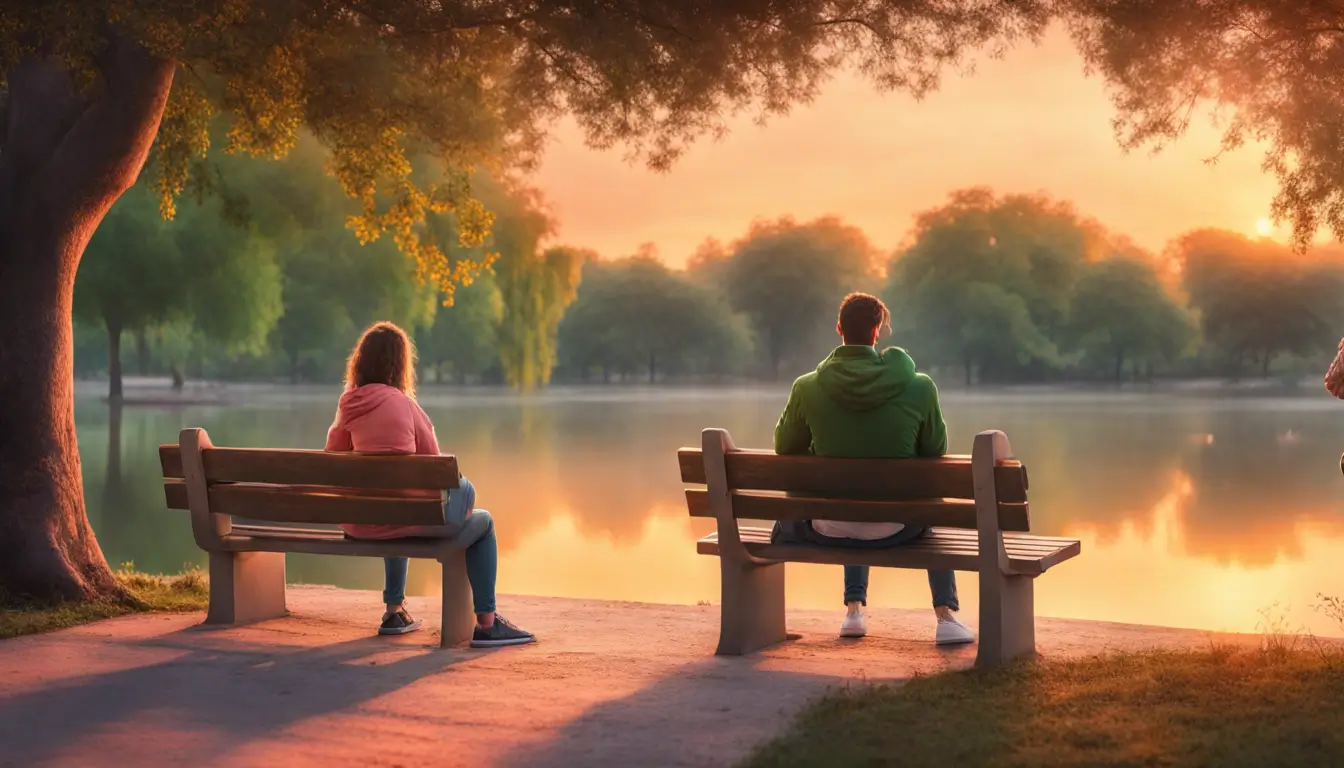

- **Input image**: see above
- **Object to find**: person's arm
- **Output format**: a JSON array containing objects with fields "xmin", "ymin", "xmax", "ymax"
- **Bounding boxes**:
[
  {"xmin": 773, "ymin": 380, "xmax": 813, "ymax": 456},
  {"xmin": 411, "ymin": 401, "xmax": 441, "ymax": 456},
  {"xmin": 915, "ymin": 376, "xmax": 948, "ymax": 458},
  {"xmin": 325, "ymin": 412, "xmax": 353, "ymax": 452}
]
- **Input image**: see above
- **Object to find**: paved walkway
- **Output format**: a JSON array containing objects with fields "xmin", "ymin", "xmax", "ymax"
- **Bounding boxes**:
[{"xmin": 0, "ymin": 586, "xmax": 1248, "ymax": 767}]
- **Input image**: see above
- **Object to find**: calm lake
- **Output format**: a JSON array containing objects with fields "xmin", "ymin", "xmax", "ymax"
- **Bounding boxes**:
[{"xmin": 77, "ymin": 383, "xmax": 1344, "ymax": 637}]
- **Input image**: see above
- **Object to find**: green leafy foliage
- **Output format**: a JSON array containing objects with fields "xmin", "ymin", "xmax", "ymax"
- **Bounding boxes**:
[
  {"xmin": 75, "ymin": 182, "xmax": 282, "ymax": 394},
  {"xmin": 1066, "ymin": 255, "xmax": 1194, "ymax": 381},
  {"xmin": 557, "ymin": 252, "xmax": 751, "ymax": 382},
  {"xmin": 418, "ymin": 274, "xmax": 505, "ymax": 385},
  {"xmin": 720, "ymin": 216, "xmax": 878, "ymax": 379},
  {"xmin": 886, "ymin": 189, "xmax": 1107, "ymax": 383},
  {"xmin": 1172, "ymin": 229, "xmax": 1344, "ymax": 376}
]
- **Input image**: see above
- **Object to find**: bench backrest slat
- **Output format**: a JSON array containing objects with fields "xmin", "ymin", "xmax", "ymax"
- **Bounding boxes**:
[
  {"xmin": 684, "ymin": 489, "xmax": 1030, "ymax": 532},
  {"xmin": 160, "ymin": 433, "xmax": 456, "ymax": 534},
  {"xmin": 680, "ymin": 433, "xmax": 1030, "ymax": 533},
  {"xmin": 677, "ymin": 449, "xmax": 1026, "ymax": 503},
  {"xmin": 160, "ymin": 445, "xmax": 459, "ymax": 491}
]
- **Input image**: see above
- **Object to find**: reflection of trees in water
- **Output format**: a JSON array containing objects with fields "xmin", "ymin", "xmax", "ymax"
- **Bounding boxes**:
[
  {"xmin": 940, "ymin": 397, "xmax": 1201, "ymax": 540},
  {"xmin": 82, "ymin": 403, "xmax": 204, "ymax": 574},
  {"xmin": 1179, "ymin": 420, "xmax": 1344, "ymax": 566}
]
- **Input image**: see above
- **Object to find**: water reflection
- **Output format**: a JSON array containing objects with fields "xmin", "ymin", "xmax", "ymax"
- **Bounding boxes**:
[{"xmin": 76, "ymin": 386, "xmax": 1344, "ymax": 636}]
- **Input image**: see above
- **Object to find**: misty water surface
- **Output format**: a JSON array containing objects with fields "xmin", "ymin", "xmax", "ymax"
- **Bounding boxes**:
[{"xmin": 77, "ymin": 384, "xmax": 1344, "ymax": 636}]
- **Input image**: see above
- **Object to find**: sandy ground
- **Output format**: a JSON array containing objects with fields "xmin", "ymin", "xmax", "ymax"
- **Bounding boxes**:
[{"xmin": 0, "ymin": 586, "xmax": 1256, "ymax": 768}]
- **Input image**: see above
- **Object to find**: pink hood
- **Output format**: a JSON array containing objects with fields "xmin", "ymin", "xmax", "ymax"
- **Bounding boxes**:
[{"xmin": 325, "ymin": 383, "xmax": 439, "ymax": 456}]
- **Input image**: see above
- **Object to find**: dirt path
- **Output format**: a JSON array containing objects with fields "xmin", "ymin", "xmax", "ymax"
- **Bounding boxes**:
[{"xmin": 0, "ymin": 586, "xmax": 1251, "ymax": 767}]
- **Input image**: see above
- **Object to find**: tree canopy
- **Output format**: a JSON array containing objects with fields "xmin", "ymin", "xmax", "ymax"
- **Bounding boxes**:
[
  {"xmin": 886, "ymin": 189, "xmax": 1105, "ymax": 383},
  {"xmin": 75, "ymin": 183, "xmax": 282, "ymax": 397},
  {"xmin": 1171, "ymin": 229, "xmax": 1344, "ymax": 376},
  {"xmin": 1065, "ymin": 0, "xmax": 1344, "ymax": 249},
  {"xmin": 3, "ymin": 1, "xmax": 1050, "ymax": 297},
  {"xmin": 718, "ymin": 216, "xmax": 878, "ymax": 378},
  {"xmin": 557, "ymin": 252, "xmax": 750, "ymax": 382},
  {"xmin": 1066, "ymin": 254, "xmax": 1193, "ymax": 381}
]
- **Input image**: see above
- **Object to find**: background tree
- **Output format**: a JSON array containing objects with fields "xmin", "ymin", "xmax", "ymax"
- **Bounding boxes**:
[
  {"xmin": 442, "ymin": 179, "xmax": 589, "ymax": 391},
  {"xmin": 724, "ymin": 216, "xmax": 877, "ymax": 379},
  {"xmin": 75, "ymin": 182, "xmax": 282, "ymax": 395},
  {"xmin": 1065, "ymin": 254, "xmax": 1194, "ymax": 381},
  {"xmin": 418, "ymin": 275, "xmax": 505, "ymax": 385},
  {"xmin": 1173, "ymin": 230, "xmax": 1344, "ymax": 376},
  {"xmin": 73, "ymin": 186, "xmax": 181, "ymax": 400},
  {"xmin": 885, "ymin": 189, "xmax": 1101, "ymax": 384},
  {"xmin": 557, "ymin": 254, "xmax": 751, "ymax": 382}
]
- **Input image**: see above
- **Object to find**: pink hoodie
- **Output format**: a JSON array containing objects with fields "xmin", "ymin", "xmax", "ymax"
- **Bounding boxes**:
[{"xmin": 325, "ymin": 383, "xmax": 441, "ymax": 539}]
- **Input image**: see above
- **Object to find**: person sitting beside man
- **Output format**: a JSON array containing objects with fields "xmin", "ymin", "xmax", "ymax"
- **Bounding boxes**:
[{"xmin": 771, "ymin": 292, "xmax": 975, "ymax": 645}]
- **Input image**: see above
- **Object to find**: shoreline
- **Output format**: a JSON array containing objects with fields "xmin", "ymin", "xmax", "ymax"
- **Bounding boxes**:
[{"xmin": 0, "ymin": 585, "xmax": 1283, "ymax": 767}]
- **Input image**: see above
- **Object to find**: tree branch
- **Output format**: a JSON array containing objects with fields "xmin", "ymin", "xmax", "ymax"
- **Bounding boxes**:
[{"xmin": 41, "ymin": 31, "xmax": 175, "ymax": 234}]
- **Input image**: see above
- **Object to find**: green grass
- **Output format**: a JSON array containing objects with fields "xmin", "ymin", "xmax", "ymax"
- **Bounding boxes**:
[
  {"xmin": 746, "ymin": 644, "xmax": 1344, "ymax": 767},
  {"xmin": 0, "ymin": 564, "xmax": 208, "ymax": 640}
]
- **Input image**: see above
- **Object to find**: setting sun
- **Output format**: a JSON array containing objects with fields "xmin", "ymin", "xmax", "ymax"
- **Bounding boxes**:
[{"xmin": 1255, "ymin": 218, "xmax": 1274, "ymax": 237}]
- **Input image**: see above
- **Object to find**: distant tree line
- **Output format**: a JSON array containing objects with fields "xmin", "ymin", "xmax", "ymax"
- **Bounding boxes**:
[{"xmin": 73, "ymin": 162, "xmax": 1344, "ymax": 392}]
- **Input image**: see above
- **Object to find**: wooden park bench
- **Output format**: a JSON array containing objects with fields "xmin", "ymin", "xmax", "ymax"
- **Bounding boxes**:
[
  {"xmin": 159, "ymin": 427, "xmax": 476, "ymax": 647},
  {"xmin": 679, "ymin": 428, "xmax": 1081, "ymax": 667}
]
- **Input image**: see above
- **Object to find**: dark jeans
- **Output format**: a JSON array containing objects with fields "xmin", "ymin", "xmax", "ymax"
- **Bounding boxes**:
[
  {"xmin": 772, "ymin": 521, "xmax": 960, "ymax": 611},
  {"xmin": 381, "ymin": 477, "xmax": 498, "ymax": 615}
]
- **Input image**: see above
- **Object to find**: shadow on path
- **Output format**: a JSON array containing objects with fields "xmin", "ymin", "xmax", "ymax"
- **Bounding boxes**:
[{"xmin": 0, "ymin": 625, "xmax": 464, "ymax": 765}]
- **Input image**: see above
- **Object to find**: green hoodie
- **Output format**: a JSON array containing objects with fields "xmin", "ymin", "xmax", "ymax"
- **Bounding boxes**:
[{"xmin": 774, "ymin": 345, "xmax": 947, "ymax": 459}]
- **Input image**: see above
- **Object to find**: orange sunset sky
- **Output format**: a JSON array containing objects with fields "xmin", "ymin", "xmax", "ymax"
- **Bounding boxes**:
[{"xmin": 532, "ymin": 26, "xmax": 1281, "ymax": 269}]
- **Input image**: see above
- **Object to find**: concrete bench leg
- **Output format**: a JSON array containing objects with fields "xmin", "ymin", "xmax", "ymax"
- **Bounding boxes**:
[
  {"xmin": 975, "ymin": 572, "xmax": 1036, "ymax": 668},
  {"xmin": 716, "ymin": 559, "xmax": 786, "ymax": 655},
  {"xmin": 204, "ymin": 551, "xmax": 287, "ymax": 625},
  {"xmin": 438, "ymin": 551, "xmax": 477, "ymax": 648}
]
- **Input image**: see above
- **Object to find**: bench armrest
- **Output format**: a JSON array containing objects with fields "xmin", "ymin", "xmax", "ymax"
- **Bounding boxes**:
[{"xmin": 702, "ymin": 429, "xmax": 776, "ymax": 566}]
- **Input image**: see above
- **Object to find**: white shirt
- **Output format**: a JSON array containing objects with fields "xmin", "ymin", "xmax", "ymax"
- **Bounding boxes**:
[{"xmin": 811, "ymin": 521, "xmax": 905, "ymax": 540}]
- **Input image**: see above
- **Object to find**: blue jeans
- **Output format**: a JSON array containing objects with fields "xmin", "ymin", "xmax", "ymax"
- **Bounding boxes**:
[
  {"xmin": 774, "ymin": 522, "xmax": 960, "ymax": 611},
  {"xmin": 382, "ymin": 477, "xmax": 498, "ymax": 615}
]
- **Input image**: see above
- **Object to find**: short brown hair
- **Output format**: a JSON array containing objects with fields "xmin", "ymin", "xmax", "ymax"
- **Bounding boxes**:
[
  {"xmin": 838, "ymin": 293, "xmax": 890, "ymax": 345},
  {"xmin": 345, "ymin": 321, "xmax": 418, "ymax": 398}
]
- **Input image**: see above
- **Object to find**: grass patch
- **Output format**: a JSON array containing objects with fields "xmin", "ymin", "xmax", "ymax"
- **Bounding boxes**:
[
  {"xmin": 746, "ymin": 645, "xmax": 1344, "ymax": 767},
  {"xmin": 0, "ymin": 564, "xmax": 208, "ymax": 640}
]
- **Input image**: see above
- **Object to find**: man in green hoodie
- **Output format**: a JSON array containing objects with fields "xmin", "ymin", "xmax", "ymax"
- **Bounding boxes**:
[{"xmin": 773, "ymin": 292, "xmax": 975, "ymax": 645}]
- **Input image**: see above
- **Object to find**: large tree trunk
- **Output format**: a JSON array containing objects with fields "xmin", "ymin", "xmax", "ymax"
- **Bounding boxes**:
[
  {"xmin": 0, "ymin": 40, "xmax": 175, "ymax": 604},
  {"xmin": 1113, "ymin": 349, "xmax": 1125, "ymax": 384},
  {"xmin": 106, "ymin": 319, "xmax": 124, "ymax": 401}
]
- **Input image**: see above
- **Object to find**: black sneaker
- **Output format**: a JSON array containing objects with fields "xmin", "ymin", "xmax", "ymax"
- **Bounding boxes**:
[
  {"xmin": 470, "ymin": 614, "xmax": 536, "ymax": 648},
  {"xmin": 378, "ymin": 608, "xmax": 423, "ymax": 635}
]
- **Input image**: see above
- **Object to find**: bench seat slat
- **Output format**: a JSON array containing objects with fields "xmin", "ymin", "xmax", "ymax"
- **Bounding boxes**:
[
  {"xmin": 731, "ymin": 526, "xmax": 1070, "ymax": 555},
  {"xmin": 684, "ymin": 489, "xmax": 1030, "ymax": 532},
  {"xmin": 698, "ymin": 527, "xmax": 1081, "ymax": 576},
  {"xmin": 221, "ymin": 523, "xmax": 453, "ymax": 558},
  {"xmin": 209, "ymin": 484, "xmax": 446, "ymax": 527},
  {"xmin": 677, "ymin": 448, "xmax": 1027, "ymax": 502}
]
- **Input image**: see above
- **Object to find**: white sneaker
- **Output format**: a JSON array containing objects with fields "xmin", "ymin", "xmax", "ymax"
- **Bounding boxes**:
[
  {"xmin": 840, "ymin": 604, "xmax": 866, "ymax": 638},
  {"xmin": 936, "ymin": 613, "xmax": 975, "ymax": 645}
]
